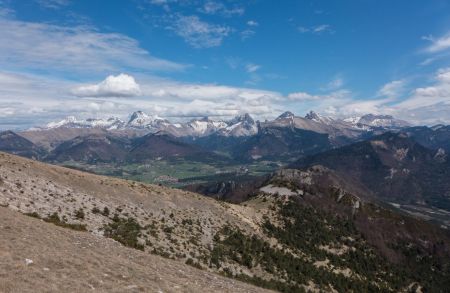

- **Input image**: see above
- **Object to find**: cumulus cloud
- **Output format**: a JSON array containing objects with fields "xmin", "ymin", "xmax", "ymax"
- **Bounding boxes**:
[
  {"xmin": 247, "ymin": 20, "xmax": 258, "ymax": 27},
  {"xmin": 0, "ymin": 17, "xmax": 186, "ymax": 75},
  {"xmin": 72, "ymin": 74, "xmax": 142, "ymax": 97},
  {"xmin": 168, "ymin": 15, "xmax": 231, "ymax": 48}
]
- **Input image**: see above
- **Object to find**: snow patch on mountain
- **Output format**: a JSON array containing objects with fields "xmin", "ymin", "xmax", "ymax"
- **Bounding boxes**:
[
  {"xmin": 44, "ymin": 116, "xmax": 125, "ymax": 130},
  {"xmin": 344, "ymin": 114, "xmax": 410, "ymax": 128}
]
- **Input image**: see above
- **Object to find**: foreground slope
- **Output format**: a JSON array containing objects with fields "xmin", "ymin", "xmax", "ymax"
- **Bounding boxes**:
[
  {"xmin": 0, "ymin": 207, "xmax": 269, "ymax": 293},
  {"xmin": 1, "ymin": 152, "xmax": 450, "ymax": 292}
]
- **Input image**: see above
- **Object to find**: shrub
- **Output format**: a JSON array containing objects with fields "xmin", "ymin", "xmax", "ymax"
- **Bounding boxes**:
[
  {"xmin": 74, "ymin": 208, "xmax": 85, "ymax": 219},
  {"xmin": 102, "ymin": 206, "xmax": 110, "ymax": 216},
  {"xmin": 103, "ymin": 215, "xmax": 144, "ymax": 250},
  {"xmin": 44, "ymin": 212, "xmax": 87, "ymax": 231}
]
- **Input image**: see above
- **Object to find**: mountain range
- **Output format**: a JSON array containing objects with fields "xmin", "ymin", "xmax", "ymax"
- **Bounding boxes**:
[
  {"xmin": 1, "ymin": 109, "xmax": 450, "ymax": 291},
  {"xmin": 2, "ymin": 110, "xmax": 450, "ymax": 222},
  {"xmin": 13, "ymin": 110, "xmax": 414, "ymax": 163},
  {"xmin": 30, "ymin": 110, "xmax": 409, "ymax": 138}
]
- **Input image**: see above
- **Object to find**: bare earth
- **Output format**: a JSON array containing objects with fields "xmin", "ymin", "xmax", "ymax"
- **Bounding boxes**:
[{"xmin": 0, "ymin": 207, "xmax": 271, "ymax": 293}]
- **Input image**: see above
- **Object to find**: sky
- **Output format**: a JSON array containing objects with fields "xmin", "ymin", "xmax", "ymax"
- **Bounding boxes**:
[{"xmin": 1, "ymin": 0, "xmax": 450, "ymax": 129}]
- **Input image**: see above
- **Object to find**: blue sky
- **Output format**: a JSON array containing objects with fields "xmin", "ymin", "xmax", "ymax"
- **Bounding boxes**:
[{"xmin": 1, "ymin": 0, "xmax": 450, "ymax": 129}]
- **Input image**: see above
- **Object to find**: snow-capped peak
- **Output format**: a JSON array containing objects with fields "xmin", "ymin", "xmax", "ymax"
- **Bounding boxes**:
[
  {"xmin": 344, "ymin": 114, "xmax": 410, "ymax": 128},
  {"xmin": 277, "ymin": 111, "xmax": 295, "ymax": 120},
  {"xmin": 221, "ymin": 113, "xmax": 258, "ymax": 137},
  {"xmin": 304, "ymin": 111, "xmax": 335, "ymax": 125},
  {"xmin": 230, "ymin": 113, "xmax": 255, "ymax": 125},
  {"xmin": 343, "ymin": 116, "xmax": 362, "ymax": 125},
  {"xmin": 44, "ymin": 116, "xmax": 125, "ymax": 130},
  {"xmin": 128, "ymin": 111, "xmax": 153, "ymax": 126},
  {"xmin": 126, "ymin": 111, "xmax": 168, "ymax": 129}
]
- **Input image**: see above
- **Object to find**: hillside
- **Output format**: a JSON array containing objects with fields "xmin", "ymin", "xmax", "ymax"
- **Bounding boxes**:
[
  {"xmin": 293, "ymin": 132, "xmax": 450, "ymax": 220},
  {"xmin": 0, "ymin": 207, "xmax": 270, "ymax": 293},
  {"xmin": 0, "ymin": 131, "xmax": 43, "ymax": 159},
  {"xmin": 1, "ymin": 151, "xmax": 450, "ymax": 292},
  {"xmin": 46, "ymin": 134, "xmax": 130, "ymax": 163}
]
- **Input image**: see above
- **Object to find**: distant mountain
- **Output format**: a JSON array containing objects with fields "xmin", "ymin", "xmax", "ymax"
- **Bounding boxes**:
[
  {"xmin": 20, "ymin": 127, "xmax": 112, "ymax": 150},
  {"xmin": 127, "ymin": 132, "xmax": 231, "ymax": 163},
  {"xmin": 126, "ymin": 111, "xmax": 171, "ymax": 131},
  {"xmin": 265, "ymin": 111, "xmax": 368, "ymax": 145},
  {"xmin": 344, "ymin": 114, "xmax": 411, "ymax": 129},
  {"xmin": 0, "ymin": 131, "xmax": 43, "ymax": 159},
  {"xmin": 292, "ymin": 131, "xmax": 450, "ymax": 212},
  {"xmin": 128, "ymin": 133, "xmax": 204, "ymax": 160},
  {"xmin": 43, "ymin": 116, "xmax": 126, "ymax": 130},
  {"xmin": 405, "ymin": 125, "xmax": 450, "ymax": 153},
  {"xmin": 219, "ymin": 113, "xmax": 258, "ymax": 137},
  {"xmin": 231, "ymin": 126, "xmax": 332, "ymax": 161},
  {"xmin": 16, "ymin": 110, "xmax": 422, "ymax": 165},
  {"xmin": 34, "ymin": 110, "xmax": 413, "ymax": 142},
  {"xmin": 46, "ymin": 134, "xmax": 130, "ymax": 163},
  {"xmin": 35, "ymin": 111, "xmax": 258, "ymax": 138}
]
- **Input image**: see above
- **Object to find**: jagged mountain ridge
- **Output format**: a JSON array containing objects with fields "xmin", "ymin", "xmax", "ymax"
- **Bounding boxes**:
[{"xmin": 31, "ymin": 110, "xmax": 410, "ymax": 138}]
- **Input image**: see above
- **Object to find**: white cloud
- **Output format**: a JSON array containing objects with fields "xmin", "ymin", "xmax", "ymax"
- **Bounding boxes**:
[
  {"xmin": 241, "ymin": 29, "xmax": 255, "ymax": 40},
  {"xmin": 35, "ymin": 0, "xmax": 70, "ymax": 9},
  {"xmin": 395, "ymin": 68, "xmax": 450, "ymax": 110},
  {"xmin": 288, "ymin": 89, "xmax": 350, "ymax": 101},
  {"xmin": 199, "ymin": 1, "xmax": 244, "ymax": 17},
  {"xmin": 72, "ymin": 74, "xmax": 142, "ymax": 97},
  {"xmin": 247, "ymin": 20, "xmax": 258, "ymax": 27},
  {"xmin": 321, "ymin": 75, "xmax": 344, "ymax": 91},
  {"xmin": 245, "ymin": 63, "xmax": 261, "ymax": 73},
  {"xmin": 318, "ymin": 70, "xmax": 450, "ymax": 124},
  {"xmin": 0, "ymin": 17, "xmax": 186, "ymax": 75},
  {"xmin": 298, "ymin": 24, "xmax": 333, "ymax": 35},
  {"xmin": 168, "ymin": 15, "xmax": 231, "ymax": 48},
  {"xmin": 313, "ymin": 24, "xmax": 332, "ymax": 34},
  {"xmin": 297, "ymin": 26, "xmax": 309, "ymax": 33},
  {"xmin": 377, "ymin": 80, "xmax": 406, "ymax": 99},
  {"xmin": 424, "ymin": 32, "xmax": 450, "ymax": 53},
  {"xmin": 420, "ymin": 57, "xmax": 436, "ymax": 66},
  {"xmin": 288, "ymin": 92, "xmax": 319, "ymax": 101}
]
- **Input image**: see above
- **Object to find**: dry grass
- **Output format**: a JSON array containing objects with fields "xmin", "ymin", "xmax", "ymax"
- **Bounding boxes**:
[{"xmin": 0, "ymin": 207, "xmax": 271, "ymax": 293}]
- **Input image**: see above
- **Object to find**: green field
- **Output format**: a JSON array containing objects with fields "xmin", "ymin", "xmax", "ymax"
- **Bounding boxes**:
[{"xmin": 60, "ymin": 159, "xmax": 279, "ymax": 188}]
